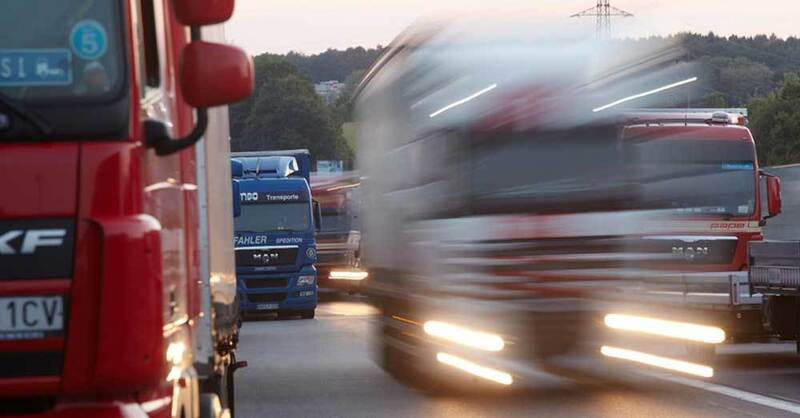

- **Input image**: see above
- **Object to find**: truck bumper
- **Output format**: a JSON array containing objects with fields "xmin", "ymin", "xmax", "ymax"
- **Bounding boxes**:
[
  {"xmin": 237, "ymin": 271, "xmax": 318, "ymax": 313},
  {"xmin": 238, "ymin": 290, "xmax": 318, "ymax": 312}
]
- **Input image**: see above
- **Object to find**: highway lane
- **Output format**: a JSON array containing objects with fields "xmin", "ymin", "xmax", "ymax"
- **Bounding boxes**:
[{"xmin": 235, "ymin": 295, "xmax": 800, "ymax": 418}]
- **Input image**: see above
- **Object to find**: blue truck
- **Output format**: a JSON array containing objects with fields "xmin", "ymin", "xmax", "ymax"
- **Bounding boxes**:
[{"xmin": 231, "ymin": 150, "xmax": 321, "ymax": 319}]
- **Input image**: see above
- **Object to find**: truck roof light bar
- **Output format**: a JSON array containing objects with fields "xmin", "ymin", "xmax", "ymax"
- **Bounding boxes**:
[{"xmin": 621, "ymin": 108, "xmax": 748, "ymax": 126}]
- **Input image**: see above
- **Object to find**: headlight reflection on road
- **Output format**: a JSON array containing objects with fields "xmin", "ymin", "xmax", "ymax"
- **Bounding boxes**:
[
  {"xmin": 604, "ymin": 313, "xmax": 726, "ymax": 344},
  {"xmin": 436, "ymin": 352, "xmax": 514, "ymax": 385},
  {"xmin": 601, "ymin": 345, "xmax": 714, "ymax": 378}
]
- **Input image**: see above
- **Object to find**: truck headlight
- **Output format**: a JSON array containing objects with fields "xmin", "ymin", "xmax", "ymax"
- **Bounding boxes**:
[{"xmin": 297, "ymin": 275, "xmax": 316, "ymax": 286}]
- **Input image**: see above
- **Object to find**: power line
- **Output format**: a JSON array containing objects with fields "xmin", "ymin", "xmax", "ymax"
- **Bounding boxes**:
[{"xmin": 570, "ymin": 1, "xmax": 633, "ymax": 39}]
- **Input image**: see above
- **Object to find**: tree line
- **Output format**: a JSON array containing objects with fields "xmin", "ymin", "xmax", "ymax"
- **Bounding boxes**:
[{"xmin": 228, "ymin": 47, "xmax": 383, "ymax": 163}]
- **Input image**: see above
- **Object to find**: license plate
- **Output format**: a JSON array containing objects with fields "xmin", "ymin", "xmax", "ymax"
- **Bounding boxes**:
[
  {"xmin": 0, "ymin": 296, "xmax": 64, "ymax": 340},
  {"xmin": 256, "ymin": 303, "xmax": 279, "ymax": 310}
]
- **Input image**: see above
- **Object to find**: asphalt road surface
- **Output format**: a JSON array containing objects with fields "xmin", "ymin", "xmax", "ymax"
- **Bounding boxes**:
[{"xmin": 235, "ymin": 295, "xmax": 800, "ymax": 418}]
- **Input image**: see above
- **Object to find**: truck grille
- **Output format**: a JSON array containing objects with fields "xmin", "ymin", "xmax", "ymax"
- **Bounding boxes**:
[
  {"xmin": 235, "ymin": 247, "xmax": 298, "ymax": 267},
  {"xmin": 0, "ymin": 352, "xmax": 62, "ymax": 378},
  {"xmin": 449, "ymin": 236, "xmax": 738, "ymax": 274},
  {"xmin": 245, "ymin": 278, "xmax": 289, "ymax": 289},
  {"xmin": 247, "ymin": 293, "xmax": 287, "ymax": 303}
]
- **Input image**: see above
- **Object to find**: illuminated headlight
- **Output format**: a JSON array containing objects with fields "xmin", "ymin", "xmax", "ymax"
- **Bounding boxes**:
[
  {"xmin": 306, "ymin": 248, "xmax": 316, "ymax": 258},
  {"xmin": 604, "ymin": 313, "xmax": 726, "ymax": 344},
  {"xmin": 423, "ymin": 320, "xmax": 505, "ymax": 352},
  {"xmin": 330, "ymin": 270, "xmax": 368, "ymax": 281}
]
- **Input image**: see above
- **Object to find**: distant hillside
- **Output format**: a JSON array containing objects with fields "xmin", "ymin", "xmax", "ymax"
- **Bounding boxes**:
[
  {"xmin": 282, "ymin": 46, "xmax": 385, "ymax": 83},
  {"xmin": 682, "ymin": 33, "xmax": 800, "ymax": 76},
  {"xmin": 677, "ymin": 33, "xmax": 800, "ymax": 106}
]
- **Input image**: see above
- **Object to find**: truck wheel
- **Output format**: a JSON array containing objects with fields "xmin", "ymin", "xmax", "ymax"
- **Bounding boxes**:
[
  {"xmin": 376, "ymin": 320, "xmax": 445, "ymax": 394},
  {"xmin": 300, "ymin": 309, "xmax": 315, "ymax": 319}
]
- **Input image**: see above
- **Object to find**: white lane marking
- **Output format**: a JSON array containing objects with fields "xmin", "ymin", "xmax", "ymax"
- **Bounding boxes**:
[
  {"xmin": 775, "ymin": 395, "xmax": 800, "ymax": 404},
  {"xmin": 716, "ymin": 342, "xmax": 796, "ymax": 355},
  {"xmin": 652, "ymin": 373, "xmax": 800, "ymax": 415}
]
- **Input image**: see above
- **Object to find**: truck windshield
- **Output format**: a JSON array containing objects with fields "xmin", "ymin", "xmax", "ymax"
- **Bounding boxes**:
[
  {"xmin": 469, "ymin": 128, "xmax": 756, "ymax": 216},
  {"xmin": 0, "ymin": 1, "xmax": 125, "ymax": 103},
  {"xmin": 631, "ymin": 139, "xmax": 757, "ymax": 216},
  {"xmin": 469, "ymin": 126, "xmax": 634, "ymax": 214},
  {"xmin": 235, "ymin": 203, "xmax": 311, "ymax": 233},
  {"xmin": 321, "ymin": 211, "xmax": 351, "ymax": 234}
]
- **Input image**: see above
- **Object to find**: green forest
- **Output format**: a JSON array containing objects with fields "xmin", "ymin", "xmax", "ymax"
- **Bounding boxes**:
[{"xmin": 229, "ymin": 33, "xmax": 800, "ymax": 166}]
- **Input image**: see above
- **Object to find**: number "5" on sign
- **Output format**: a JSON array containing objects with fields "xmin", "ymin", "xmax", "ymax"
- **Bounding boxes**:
[{"xmin": 70, "ymin": 20, "xmax": 108, "ymax": 60}]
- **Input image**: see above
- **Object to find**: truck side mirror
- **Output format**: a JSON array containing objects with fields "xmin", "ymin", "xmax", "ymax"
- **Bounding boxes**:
[
  {"xmin": 146, "ymin": 41, "xmax": 253, "ymax": 156},
  {"xmin": 766, "ymin": 175, "xmax": 782, "ymax": 218},
  {"xmin": 232, "ymin": 179, "xmax": 241, "ymax": 218},
  {"xmin": 313, "ymin": 200, "xmax": 322, "ymax": 232},
  {"xmin": 173, "ymin": 0, "xmax": 234, "ymax": 26},
  {"xmin": 181, "ymin": 41, "xmax": 254, "ymax": 108}
]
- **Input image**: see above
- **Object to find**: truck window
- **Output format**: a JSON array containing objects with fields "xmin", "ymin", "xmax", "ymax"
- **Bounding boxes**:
[
  {"xmin": 468, "ymin": 125, "xmax": 634, "ymax": 214},
  {"xmin": 467, "ymin": 126, "xmax": 757, "ymax": 217},
  {"xmin": 628, "ymin": 138, "xmax": 757, "ymax": 216},
  {"xmin": 0, "ymin": 0, "xmax": 125, "ymax": 103},
  {"xmin": 321, "ymin": 209, "xmax": 351, "ymax": 234},
  {"xmin": 235, "ymin": 203, "xmax": 311, "ymax": 233}
]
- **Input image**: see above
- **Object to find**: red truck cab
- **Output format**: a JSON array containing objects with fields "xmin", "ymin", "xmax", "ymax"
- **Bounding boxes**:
[
  {"xmin": 621, "ymin": 112, "xmax": 770, "ymax": 272},
  {"xmin": 0, "ymin": 1, "xmax": 252, "ymax": 417},
  {"xmin": 611, "ymin": 110, "xmax": 783, "ymax": 339}
]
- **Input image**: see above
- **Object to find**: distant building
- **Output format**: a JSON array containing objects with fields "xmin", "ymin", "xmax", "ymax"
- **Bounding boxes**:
[{"xmin": 314, "ymin": 80, "xmax": 344, "ymax": 103}]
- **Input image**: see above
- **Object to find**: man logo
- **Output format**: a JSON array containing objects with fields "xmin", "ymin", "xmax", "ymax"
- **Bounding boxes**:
[
  {"xmin": 672, "ymin": 246, "xmax": 709, "ymax": 261},
  {"xmin": 0, "ymin": 229, "xmax": 66, "ymax": 255}
]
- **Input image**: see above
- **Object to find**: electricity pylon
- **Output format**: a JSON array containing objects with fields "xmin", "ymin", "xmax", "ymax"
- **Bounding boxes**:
[{"xmin": 570, "ymin": 0, "xmax": 633, "ymax": 39}]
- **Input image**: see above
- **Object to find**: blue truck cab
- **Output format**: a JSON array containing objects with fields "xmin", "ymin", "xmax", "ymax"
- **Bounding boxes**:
[{"xmin": 231, "ymin": 150, "xmax": 321, "ymax": 319}]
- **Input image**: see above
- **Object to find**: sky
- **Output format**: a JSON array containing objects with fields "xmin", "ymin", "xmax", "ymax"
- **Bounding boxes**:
[{"xmin": 227, "ymin": 0, "xmax": 800, "ymax": 56}]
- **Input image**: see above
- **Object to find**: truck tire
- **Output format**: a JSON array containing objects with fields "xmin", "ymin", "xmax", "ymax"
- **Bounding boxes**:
[
  {"xmin": 300, "ymin": 309, "xmax": 315, "ymax": 319},
  {"xmin": 376, "ymin": 320, "xmax": 446, "ymax": 394}
]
